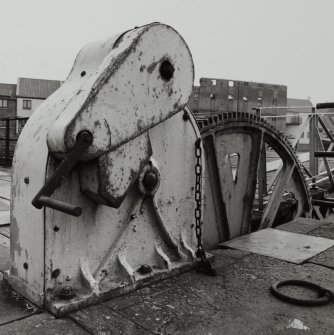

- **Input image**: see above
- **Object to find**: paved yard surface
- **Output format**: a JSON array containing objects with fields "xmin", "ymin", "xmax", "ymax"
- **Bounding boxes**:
[{"xmin": 0, "ymin": 169, "xmax": 333, "ymax": 334}]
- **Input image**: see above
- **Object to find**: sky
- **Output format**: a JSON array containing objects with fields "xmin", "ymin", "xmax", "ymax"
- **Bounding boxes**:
[{"xmin": 1, "ymin": 0, "xmax": 334, "ymax": 103}]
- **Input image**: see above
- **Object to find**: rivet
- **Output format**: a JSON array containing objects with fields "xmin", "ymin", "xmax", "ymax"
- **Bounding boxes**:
[
  {"xmin": 183, "ymin": 111, "xmax": 190, "ymax": 121},
  {"xmin": 137, "ymin": 264, "xmax": 152, "ymax": 275},
  {"xmin": 24, "ymin": 177, "xmax": 29, "ymax": 184},
  {"xmin": 58, "ymin": 286, "xmax": 75, "ymax": 300},
  {"xmin": 144, "ymin": 172, "xmax": 158, "ymax": 190},
  {"xmin": 52, "ymin": 269, "xmax": 60, "ymax": 278}
]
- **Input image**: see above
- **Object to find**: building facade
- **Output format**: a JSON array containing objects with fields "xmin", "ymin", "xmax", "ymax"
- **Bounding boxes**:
[
  {"xmin": 188, "ymin": 78, "xmax": 287, "ymax": 130},
  {"xmin": 0, "ymin": 83, "xmax": 17, "ymax": 119},
  {"xmin": 16, "ymin": 77, "xmax": 62, "ymax": 118},
  {"xmin": 285, "ymin": 98, "xmax": 313, "ymax": 151}
]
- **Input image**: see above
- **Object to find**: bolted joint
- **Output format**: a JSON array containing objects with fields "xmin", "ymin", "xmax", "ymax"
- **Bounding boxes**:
[
  {"xmin": 144, "ymin": 172, "xmax": 158, "ymax": 190},
  {"xmin": 58, "ymin": 286, "xmax": 76, "ymax": 300}
]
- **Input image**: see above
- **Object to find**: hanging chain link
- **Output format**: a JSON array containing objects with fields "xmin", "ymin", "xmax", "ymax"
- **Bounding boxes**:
[
  {"xmin": 195, "ymin": 138, "xmax": 205, "ymax": 259},
  {"xmin": 194, "ymin": 137, "xmax": 216, "ymax": 276}
]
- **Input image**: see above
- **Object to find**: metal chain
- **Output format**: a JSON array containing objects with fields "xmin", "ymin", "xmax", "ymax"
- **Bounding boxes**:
[
  {"xmin": 194, "ymin": 137, "xmax": 216, "ymax": 276},
  {"xmin": 195, "ymin": 138, "xmax": 205, "ymax": 259}
]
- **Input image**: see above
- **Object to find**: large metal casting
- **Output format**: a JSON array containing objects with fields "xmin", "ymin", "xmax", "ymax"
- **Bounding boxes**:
[
  {"xmin": 6, "ymin": 23, "xmax": 199, "ymax": 316},
  {"xmin": 198, "ymin": 113, "xmax": 311, "ymax": 249}
]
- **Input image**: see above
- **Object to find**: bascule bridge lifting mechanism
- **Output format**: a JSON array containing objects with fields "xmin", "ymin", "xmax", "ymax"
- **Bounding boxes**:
[{"xmin": 5, "ymin": 22, "xmax": 313, "ymax": 316}]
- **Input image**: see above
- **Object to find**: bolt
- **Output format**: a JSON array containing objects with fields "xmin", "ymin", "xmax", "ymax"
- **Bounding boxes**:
[
  {"xmin": 159, "ymin": 60, "xmax": 174, "ymax": 81},
  {"xmin": 58, "ymin": 286, "xmax": 75, "ymax": 300},
  {"xmin": 51, "ymin": 269, "xmax": 60, "ymax": 278},
  {"xmin": 137, "ymin": 264, "xmax": 152, "ymax": 275},
  {"xmin": 24, "ymin": 177, "xmax": 29, "ymax": 184},
  {"xmin": 144, "ymin": 172, "xmax": 158, "ymax": 190}
]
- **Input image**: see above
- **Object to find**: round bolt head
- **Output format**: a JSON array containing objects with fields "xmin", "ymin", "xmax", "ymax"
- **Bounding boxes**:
[{"xmin": 144, "ymin": 172, "xmax": 158, "ymax": 190}]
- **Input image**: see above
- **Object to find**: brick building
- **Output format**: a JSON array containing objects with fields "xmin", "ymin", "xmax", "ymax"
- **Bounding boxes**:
[
  {"xmin": 16, "ymin": 77, "xmax": 62, "ymax": 118},
  {"xmin": 188, "ymin": 78, "xmax": 287, "ymax": 130},
  {"xmin": 0, "ymin": 83, "xmax": 17, "ymax": 119}
]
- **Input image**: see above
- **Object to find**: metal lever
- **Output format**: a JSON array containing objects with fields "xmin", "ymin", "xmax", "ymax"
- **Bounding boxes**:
[{"xmin": 32, "ymin": 131, "xmax": 93, "ymax": 216}]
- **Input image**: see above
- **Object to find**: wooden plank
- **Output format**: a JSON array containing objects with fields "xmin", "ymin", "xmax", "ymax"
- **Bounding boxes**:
[
  {"xmin": 0, "ymin": 211, "xmax": 9, "ymax": 227},
  {"xmin": 0, "ymin": 313, "xmax": 88, "ymax": 334},
  {"xmin": 0, "ymin": 226, "xmax": 9, "ymax": 238},
  {"xmin": 277, "ymin": 218, "xmax": 327, "ymax": 234},
  {"xmin": 69, "ymin": 304, "xmax": 149, "ymax": 334},
  {"xmin": 0, "ymin": 274, "xmax": 37, "ymax": 326},
  {"xmin": 308, "ymin": 246, "xmax": 334, "ymax": 269}
]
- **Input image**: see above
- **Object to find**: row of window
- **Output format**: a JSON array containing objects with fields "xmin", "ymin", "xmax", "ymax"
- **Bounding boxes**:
[
  {"xmin": 0, "ymin": 99, "xmax": 32, "ymax": 109},
  {"xmin": 210, "ymin": 80, "xmax": 280, "ymax": 89},
  {"xmin": 203, "ymin": 93, "xmax": 278, "ymax": 106}
]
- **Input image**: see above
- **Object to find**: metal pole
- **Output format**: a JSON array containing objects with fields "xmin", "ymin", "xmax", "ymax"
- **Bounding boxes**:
[
  {"xmin": 309, "ymin": 107, "xmax": 318, "ymax": 186},
  {"xmin": 5, "ymin": 119, "xmax": 9, "ymax": 166}
]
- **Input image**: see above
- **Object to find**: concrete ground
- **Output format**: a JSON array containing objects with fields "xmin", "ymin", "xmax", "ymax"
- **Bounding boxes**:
[{"xmin": 0, "ymin": 168, "xmax": 333, "ymax": 334}]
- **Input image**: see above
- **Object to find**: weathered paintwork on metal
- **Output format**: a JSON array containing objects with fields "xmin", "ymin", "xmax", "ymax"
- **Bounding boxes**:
[
  {"xmin": 80, "ymin": 132, "xmax": 152, "ymax": 207},
  {"xmin": 44, "ymin": 111, "xmax": 199, "ymax": 315},
  {"xmin": 9, "ymin": 23, "xmax": 197, "ymax": 314},
  {"xmin": 214, "ymin": 130, "xmax": 262, "ymax": 239},
  {"xmin": 47, "ymin": 23, "xmax": 194, "ymax": 160}
]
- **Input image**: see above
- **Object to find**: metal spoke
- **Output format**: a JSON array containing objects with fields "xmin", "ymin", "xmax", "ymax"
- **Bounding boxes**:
[{"xmin": 259, "ymin": 160, "xmax": 295, "ymax": 229}]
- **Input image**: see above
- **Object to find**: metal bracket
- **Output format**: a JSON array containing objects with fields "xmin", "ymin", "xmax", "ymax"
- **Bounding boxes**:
[{"xmin": 32, "ymin": 131, "xmax": 93, "ymax": 216}]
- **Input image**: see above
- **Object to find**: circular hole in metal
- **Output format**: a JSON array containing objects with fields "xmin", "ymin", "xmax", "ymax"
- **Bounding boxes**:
[{"xmin": 159, "ymin": 60, "xmax": 175, "ymax": 81}]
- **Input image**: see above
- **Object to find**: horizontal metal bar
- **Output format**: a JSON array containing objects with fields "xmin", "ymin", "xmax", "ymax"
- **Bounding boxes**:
[
  {"xmin": 316, "ymin": 102, "xmax": 334, "ymax": 110},
  {"xmin": 36, "ymin": 196, "xmax": 82, "ymax": 217},
  {"xmin": 312, "ymin": 199, "xmax": 334, "ymax": 208},
  {"xmin": 314, "ymin": 151, "xmax": 334, "ymax": 158}
]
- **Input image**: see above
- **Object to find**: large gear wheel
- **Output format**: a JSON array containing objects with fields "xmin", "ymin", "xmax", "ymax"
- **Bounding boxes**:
[{"xmin": 196, "ymin": 111, "xmax": 311, "ymax": 248}]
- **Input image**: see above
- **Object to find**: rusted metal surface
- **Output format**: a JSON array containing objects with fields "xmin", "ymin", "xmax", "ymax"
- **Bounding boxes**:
[{"xmin": 8, "ymin": 23, "xmax": 198, "ymax": 316}]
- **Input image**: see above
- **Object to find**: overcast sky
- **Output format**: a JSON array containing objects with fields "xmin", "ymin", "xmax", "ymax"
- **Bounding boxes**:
[{"xmin": 1, "ymin": 0, "xmax": 334, "ymax": 103}]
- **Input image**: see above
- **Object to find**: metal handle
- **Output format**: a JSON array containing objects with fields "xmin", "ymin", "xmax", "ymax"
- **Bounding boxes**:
[
  {"xmin": 37, "ymin": 196, "xmax": 82, "ymax": 216},
  {"xmin": 32, "ymin": 131, "xmax": 93, "ymax": 217},
  {"xmin": 316, "ymin": 102, "xmax": 334, "ymax": 110}
]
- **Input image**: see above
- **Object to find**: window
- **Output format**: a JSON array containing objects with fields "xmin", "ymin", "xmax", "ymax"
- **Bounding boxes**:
[
  {"xmin": 257, "ymin": 97, "xmax": 263, "ymax": 106},
  {"xmin": 17, "ymin": 119, "xmax": 27, "ymax": 134},
  {"xmin": 228, "ymin": 95, "xmax": 233, "ymax": 101},
  {"xmin": 0, "ymin": 99, "xmax": 8, "ymax": 108},
  {"xmin": 23, "ymin": 100, "xmax": 32, "ymax": 110},
  {"xmin": 273, "ymin": 98, "xmax": 278, "ymax": 106},
  {"xmin": 210, "ymin": 93, "xmax": 215, "ymax": 100},
  {"xmin": 194, "ymin": 92, "xmax": 199, "ymax": 101},
  {"xmin": 243, "ymin": 82, "xmax": 249, "ymax": 88},
  {"xmin": 242, "ymin": 97, "xmax": 248, "ymax": 102},
  {"xmin": 228, "ymin": 81, "xmax": 234, "ymax": 87},
  {"xmin": 211, "ymin": 79, "xmax": 217, "ymax": 86}
]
